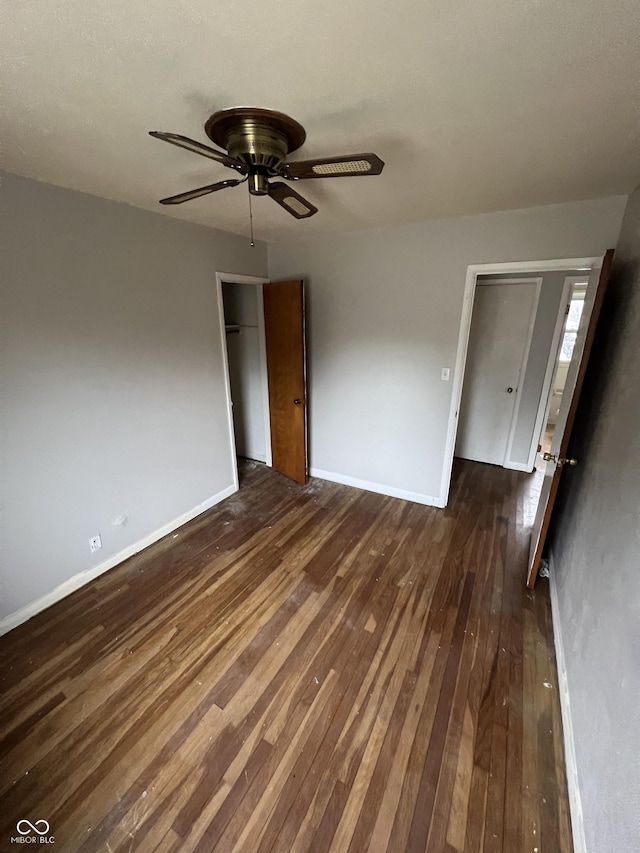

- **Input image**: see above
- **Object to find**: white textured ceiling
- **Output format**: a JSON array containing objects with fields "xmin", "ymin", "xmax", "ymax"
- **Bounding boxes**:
[{"xmin": 2, "ymin": 0, "xmax": 639, "ymax": 242}]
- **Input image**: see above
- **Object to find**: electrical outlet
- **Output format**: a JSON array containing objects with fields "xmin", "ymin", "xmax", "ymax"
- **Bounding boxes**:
[
  {"xmin": 89, "ymin": 535, "xmax": 102, "ymax": 554},
  {"xmin": 441, "ymin": 367, "xmax": 451, "ymax": 381}
]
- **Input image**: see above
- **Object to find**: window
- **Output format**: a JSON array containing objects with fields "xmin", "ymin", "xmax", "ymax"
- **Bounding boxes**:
[{"xmin": 559, "ymin": 287, "xmax": 586, "ymax": 363}]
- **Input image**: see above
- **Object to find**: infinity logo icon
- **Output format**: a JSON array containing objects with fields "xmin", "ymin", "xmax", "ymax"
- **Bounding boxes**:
[{"xmin": 16, "ymin": 820, "xmax": 50, "ymax": 836}]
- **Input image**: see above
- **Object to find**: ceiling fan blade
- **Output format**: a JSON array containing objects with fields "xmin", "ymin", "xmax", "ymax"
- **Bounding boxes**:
[
  {"xmin": 268, "ymin": 182, "xmax": 318, "ymax": 219},
  {"xmin": 282, "ymin": 153, "xmax": 384, "ymax": 180},
  {"xmin": 149, "ymin": 131, "xmax": 243, "ymax": 170},
  {"xmin": 159, "ymin": 179, "xmax": 242, "ymax": 205}
]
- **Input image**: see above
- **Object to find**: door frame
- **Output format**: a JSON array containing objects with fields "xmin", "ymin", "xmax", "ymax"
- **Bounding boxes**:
[
  {"xmin": 215, "ymin": 271, "xmax": 271, "ymax": 491},
  {"xmin": 439, "ymin": 257, "xmax": 600, "ymax": 507}
]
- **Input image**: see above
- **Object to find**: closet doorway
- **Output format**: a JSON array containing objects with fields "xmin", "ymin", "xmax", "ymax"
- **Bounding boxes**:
[
  {"xmin": 217, "ymin": 273, "xmax": 309, "ymax": 486},
  {"xmin": 222, "ymin": 279, "xmax": 271, "ymax": 466}
]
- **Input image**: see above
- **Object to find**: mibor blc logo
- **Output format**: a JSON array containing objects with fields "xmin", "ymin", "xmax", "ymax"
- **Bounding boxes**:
[{"xmin": 11, "ymin": 820, "xmax": 55, "ymax": 844}]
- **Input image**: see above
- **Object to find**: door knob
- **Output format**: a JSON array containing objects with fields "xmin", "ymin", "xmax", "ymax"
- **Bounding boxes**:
[
  {"xmin": 507, "ymin": 387, "xmax": 513, "ymax": 393},
  {"xmin": 293, "ymin": 398, "xmax": 302, "ymax": 405},
  {"xmin": 543, "ymin": 452, "xmax": 578, "ymax": 467}
]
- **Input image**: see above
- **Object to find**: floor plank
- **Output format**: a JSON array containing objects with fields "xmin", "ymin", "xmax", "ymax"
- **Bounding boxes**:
[{"xmin": 0, "ymin": 459, "xmax": 572, "ymax": 852}]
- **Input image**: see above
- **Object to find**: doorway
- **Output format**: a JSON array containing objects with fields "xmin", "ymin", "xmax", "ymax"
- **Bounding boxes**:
[
  {"xmin": 441, "ymin": 253, "xmax": 612, "ymax": 587},
  {"xmin": 216, "ymin": 273, "xmax": 309, "ymax": 487},
  {"xmin": 221, "ymin": 279, "xmax": 271, "ymax": 466},
  {"xmin": 439, "ymin": 257, "xmax": 602, "ymax": 506}
]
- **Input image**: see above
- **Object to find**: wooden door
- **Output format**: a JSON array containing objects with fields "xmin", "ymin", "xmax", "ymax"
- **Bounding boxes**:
[
  {"xmin": 263, "ymin": 280, "xmax": 308, "ymax": 484},
  {"xmin": 456, "ymin": 281, "xmax": 538, "ymax": 465},
  {"xmin": 526, "ymin": 250, "xmax": 614, "ymax": 588}
]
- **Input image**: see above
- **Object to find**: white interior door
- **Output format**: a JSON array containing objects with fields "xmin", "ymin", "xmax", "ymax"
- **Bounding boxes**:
[{"xmin": 456, "ymin": 281, "xmax": 538, "ymax": 466}]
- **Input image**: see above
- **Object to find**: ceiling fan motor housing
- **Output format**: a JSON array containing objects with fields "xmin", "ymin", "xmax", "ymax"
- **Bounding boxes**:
[
  {"xmin": 205, "ymin": 108, "xmax": 306, "ymax": 195},
  {"xmin": 151, "ymin": 107, "xmax": 384, "ymax": 215}
]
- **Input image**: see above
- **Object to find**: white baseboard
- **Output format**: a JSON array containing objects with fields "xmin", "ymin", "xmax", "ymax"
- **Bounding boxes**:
[
  {"xmin": 548, "ymin": 549, "xmax": 587, "ymax": 853},
  {"xmin": 309, "ymin": 467, "xmax": 443, "ymax": 507},
  {"xmin": 0, "ymin": 482, "xmax": 238, "ymax": 636}
]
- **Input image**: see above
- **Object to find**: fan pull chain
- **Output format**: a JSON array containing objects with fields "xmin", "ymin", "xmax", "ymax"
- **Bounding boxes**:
[{"xmin": 248, "ymin": 187, "xmax": 255, "ymax": 247}]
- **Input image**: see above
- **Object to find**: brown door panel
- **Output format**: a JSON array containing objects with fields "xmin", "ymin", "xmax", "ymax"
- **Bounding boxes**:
[{"xmin": 263, "ymin": 280, "xmax": 308, "ymax": 484}]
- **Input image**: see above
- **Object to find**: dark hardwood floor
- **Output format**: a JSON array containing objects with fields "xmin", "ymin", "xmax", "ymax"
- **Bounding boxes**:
[{"xmin": 0, "ymin": 459, "xmax": 572, "ymax": 852}]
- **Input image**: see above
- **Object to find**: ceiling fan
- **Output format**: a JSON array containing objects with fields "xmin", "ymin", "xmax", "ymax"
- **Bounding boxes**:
[{"xmin": 149, "ymin": 107, "xmax": 384, "ymax": 219}]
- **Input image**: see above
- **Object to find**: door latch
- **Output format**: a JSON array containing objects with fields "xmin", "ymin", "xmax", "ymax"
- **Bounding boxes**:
[{"xmin": 542, "ymin": 452, "xmax": 578, "ymax": 467}]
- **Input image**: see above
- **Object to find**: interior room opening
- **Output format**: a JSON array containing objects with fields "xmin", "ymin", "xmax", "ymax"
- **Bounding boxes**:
[
  {"xmin": 221, "ymin": 279, "xmax": 272, "ymax": 477},
  {"xmin": 443, "ymin": 254, "xmax": 610, "ymax": 587}
]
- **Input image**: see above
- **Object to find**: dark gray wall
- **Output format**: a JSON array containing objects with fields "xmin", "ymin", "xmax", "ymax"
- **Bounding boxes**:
[
  {"xmin": 0, "ymin": 172, "xmax": 267, "ymax": 625},
  {"xmin": 549, "ymin": 185, "xmax": 640, "ymax": 852}
]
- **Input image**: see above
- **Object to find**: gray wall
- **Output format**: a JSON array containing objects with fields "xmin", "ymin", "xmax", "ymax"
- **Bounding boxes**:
[
  {"xmin": 549, "ymin": 186, "xmax": 640, "ymax": 853},
  {"xmin": 268, "ymin": 197, "xmax": 626, "ymax": 502},
  {"xmin": 0, "ymin": 172, "xmax": 267, "ymax": 623}
]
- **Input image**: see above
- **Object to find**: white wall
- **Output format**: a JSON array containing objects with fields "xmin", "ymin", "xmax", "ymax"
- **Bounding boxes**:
[
  {"xmin": 0, "ymin": 172, "xmax": 267, "ymax": 629},
  {"xmin": 268, "ymin": 196, "xmax": 626, "ymax": 503},
  {"xmin": 549, "ymin": 185, "xmax": 640, "ymax": 853}
]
